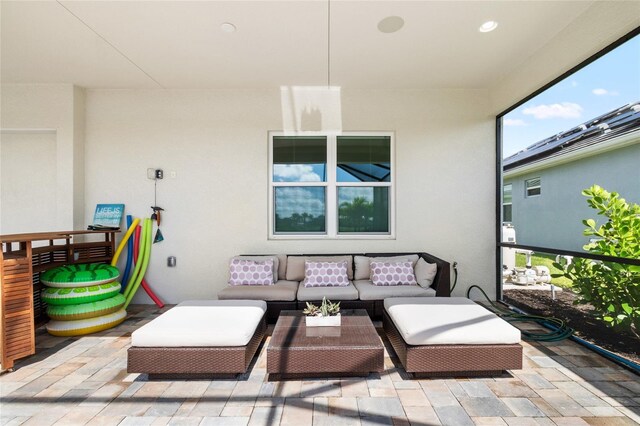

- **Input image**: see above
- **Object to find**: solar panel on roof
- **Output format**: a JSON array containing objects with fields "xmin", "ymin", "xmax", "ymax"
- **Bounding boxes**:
[{"xmin": 503, "ymin": 102, "xmax": 640, "ymax": 170}]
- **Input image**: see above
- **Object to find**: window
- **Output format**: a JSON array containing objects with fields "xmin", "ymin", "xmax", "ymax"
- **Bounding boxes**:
[
  {"xmin": 269, "ymin": 132, "xmax": 394, "ymax": 238},
  {"xmin": 503, "ymin": 183, "xmax": 512, "ymax": 222},
  {"xmin": 525, "ymin": 178, "xmax": 541, "ymax": 197}
]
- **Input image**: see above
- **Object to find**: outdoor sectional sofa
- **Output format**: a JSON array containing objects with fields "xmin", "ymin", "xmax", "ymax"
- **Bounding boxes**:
[{"xmin": 217, "ymin": 252, "xmax": 451, "ymax": 323}]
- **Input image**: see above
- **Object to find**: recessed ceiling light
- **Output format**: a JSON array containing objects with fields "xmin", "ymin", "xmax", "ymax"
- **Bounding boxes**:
[
  {"xmin": 378, "ymin": 16, "xmax": 404, "ymax": 34},
  {"xmin": 479, "ymin": 21, "xmax": 498, "ymax": 33},
  {"xmin": 220, "ymin": 22, "xmax": 236, "ymax": 33}
]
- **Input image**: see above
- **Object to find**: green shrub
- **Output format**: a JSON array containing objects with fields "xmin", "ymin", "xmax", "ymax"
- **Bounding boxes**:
[{"xmin": 553, "ymin": 185, "xmax": 640, "ymax": 339}]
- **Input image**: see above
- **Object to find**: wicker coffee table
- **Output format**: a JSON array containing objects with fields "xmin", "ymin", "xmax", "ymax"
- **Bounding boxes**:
[{"xmin": 267, "ymin": 309, "xmax": 384, "ymax": 379}]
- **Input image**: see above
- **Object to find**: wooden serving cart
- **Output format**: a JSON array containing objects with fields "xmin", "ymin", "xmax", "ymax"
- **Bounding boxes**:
[{"xmin": 0, "ymin": 230, "xmax": 117, "ymax": 370}]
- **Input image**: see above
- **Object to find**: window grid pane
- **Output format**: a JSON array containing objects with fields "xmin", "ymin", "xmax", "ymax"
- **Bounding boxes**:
[
  {"xmin": 337, "ymin": 187, "xmax": 389, "ymax": 234},
  {"xmin": 273, "ymin": 136, "xmax": 327, "ymax": 183},
  {"xmin": 274, "ymin": 187, "xmax": 326, "ymax": 233},
  {"xmin": 337, "ymin": 136, "xmax": 391, "ymax": 183},
  {"xmin": 503, "ymin": 184, "xmax": 513, "ymax": 204}
]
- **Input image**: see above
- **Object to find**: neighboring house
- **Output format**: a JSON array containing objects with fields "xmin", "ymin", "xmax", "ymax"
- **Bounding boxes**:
[{"xmin": 502, "ymin": 102, "xmax": 640, "ymax": 252}]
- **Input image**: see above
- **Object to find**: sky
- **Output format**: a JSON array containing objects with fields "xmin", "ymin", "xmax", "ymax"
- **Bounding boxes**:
[{"xmin": 502, "ymin": 34, "xmax": 640, "ymax": 159}]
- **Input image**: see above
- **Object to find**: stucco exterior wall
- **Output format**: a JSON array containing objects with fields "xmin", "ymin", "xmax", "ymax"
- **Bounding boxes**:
[
  {"xmin": 83, "ymin": 88, "xmax": 496, "ymax": 302},
  {"xmin": 0, "ymin": 84, "xmax": 85, "ymax": 233}
]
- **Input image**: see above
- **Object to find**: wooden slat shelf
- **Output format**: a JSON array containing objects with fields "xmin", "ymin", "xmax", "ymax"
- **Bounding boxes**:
[{"xmin": 1, "ymin": 230, "xmax": 117, "ymax": 371}]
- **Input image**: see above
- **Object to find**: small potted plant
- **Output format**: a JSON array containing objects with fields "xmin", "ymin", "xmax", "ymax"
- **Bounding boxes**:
[{"xmin": 303, "ymin": 297, "xmax": 341, "ymax": 327}]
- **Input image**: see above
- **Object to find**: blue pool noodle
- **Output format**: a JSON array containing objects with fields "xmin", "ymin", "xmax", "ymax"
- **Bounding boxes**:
[{"xmin": 121, "ymin": 215, "xmax": 134, "ymax": 293}]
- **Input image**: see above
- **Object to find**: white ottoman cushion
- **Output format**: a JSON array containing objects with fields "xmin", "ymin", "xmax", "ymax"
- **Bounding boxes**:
[
  {"xmin": 384, "ymin": 297, "xmax": 520, "ymax": 345},
  {"xmin": 131, "ymin": 299, "xmax": 267, "ymax": 347}
]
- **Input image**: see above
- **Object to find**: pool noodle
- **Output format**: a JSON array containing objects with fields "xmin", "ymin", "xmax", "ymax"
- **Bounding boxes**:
[
  {"xmin": 123, "ymin": 224, "xmax": 141, "ymax": 298},
  {"xmin": 125, "ymin": 218, "xmax": 152, "ymax": 309},
  {"xmin": 110, "ymin": 217, "xmax": 140, "ymax": 267},
  {"xmin": 132, "ymin": 222, "xmax": 164, "ymax": 308},
  {"xmin": 123, "ymin": 223, "xmax": 145, "ymax": 300},
  {"xmin": 124, "ymin": 219, "xmax": 152, "ymax": 309},
  {"xmin": 121, "ymin": 215, "xmax": 134, "ymax": 288}
]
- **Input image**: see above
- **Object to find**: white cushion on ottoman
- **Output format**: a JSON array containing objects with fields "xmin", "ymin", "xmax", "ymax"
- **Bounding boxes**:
[
  {"xmin": 384, "ymin": 297, "xmax": 520, "ymax": 345},
  {"xmin": 131, "ymin": 300, "xmax": 267, "ymax": 347}
]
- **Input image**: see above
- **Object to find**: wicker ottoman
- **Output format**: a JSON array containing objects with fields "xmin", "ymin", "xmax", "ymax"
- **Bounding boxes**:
[
  {"xmin": 384, "ymin": 297, "xmax": 522, "ymax": 377},
  {"xmin": 128, "ymin": 299, "xmax": 267, "ymax": 379}
]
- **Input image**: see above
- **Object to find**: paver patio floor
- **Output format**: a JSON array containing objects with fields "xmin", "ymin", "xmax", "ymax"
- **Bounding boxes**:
[{"xmin": 1, "ymin": 304, "xmax": 639, "ymax": 425}]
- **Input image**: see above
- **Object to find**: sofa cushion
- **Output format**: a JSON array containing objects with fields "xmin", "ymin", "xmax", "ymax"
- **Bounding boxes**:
[
  {"xmin": 354, "ymin": 255, "xmax": 419, "ymax": 280},
  {"xmin": 384, "ymin": 297, "xmax": 521, "ymax": 345},
  {"xmin": 229, "ymin": 258, "xmax": 274, "ymax": 285},
  {"xmin": 218, "ymin": 280, "xmax": 298, "ymax": 301},
  {"xmin": 131, "ymin": 300, "xmax": 267, "ymax": 347},
  {"xmin": 353, "ymin": 279, "xmax": 434, "ymax": 300},
  {"xmin": 303, "ymin": 260, "xmax": 349, "ymax": 287},
  {"xmin": 286, "ymin": 255, "xmax": 354, "ymax": 281},
  {"xmin": 297, "ymin": 282, "xmax": 359, "ymax": 301},
  {"xmin": 414, "ymin": 258, "xmax": 438, "ymax": 288},
  {"xmin": 370, "ymin": 261, "xmax": 417, "ymax": 286}
]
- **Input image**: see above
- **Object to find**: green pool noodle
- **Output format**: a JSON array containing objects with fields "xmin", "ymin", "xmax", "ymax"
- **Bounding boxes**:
[
  {"xmin": 124, "ymin": 218, "xmax": 152, "ymax": 309},
  {"xmin": 123, "ymin": 220, "xmax": 148, "ymax": 299},
  {"xmin": 124, "ymin": 218, "xmax": 151, "ymax": 309}
]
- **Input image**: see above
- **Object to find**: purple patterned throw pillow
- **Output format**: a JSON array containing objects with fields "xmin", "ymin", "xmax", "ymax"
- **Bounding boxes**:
[
  {"xmin": 228, "ymin": 259, "xmax": 274, "ymax": 286},
  {"xmin": 370, "ymin": 261, "xmax": 417, "ymax": 286},
  {"xmin": 303, "ymin": 260, "xmax": 349, "ymax": 287}
]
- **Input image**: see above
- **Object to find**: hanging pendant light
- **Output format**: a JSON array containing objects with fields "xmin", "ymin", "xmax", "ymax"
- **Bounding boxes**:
[{"xmin": 280, "ymin": 0, "xmax": 342, "ymax": 134}]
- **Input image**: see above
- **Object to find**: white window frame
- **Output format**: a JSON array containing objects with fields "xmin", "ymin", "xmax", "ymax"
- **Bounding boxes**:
[
  {"xmin": 525, "ymin": 177, "xmax": 541, "ymax": 198},
  {"xmin": 268, "ymin": 131, "xmax": 395, "ymax": 240}
]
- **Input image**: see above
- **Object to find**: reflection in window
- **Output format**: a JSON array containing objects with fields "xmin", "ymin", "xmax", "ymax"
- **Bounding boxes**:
[
  {"xmin": 338, "ymin": 187, "xmax": 389, "ymax": 233},
  {"xmin": 337, "ymin": 136, "xmax": 391, "ymax": 182},
  {"xmin": 273, "ymin": 136, "xmax": 326, "ymax": 182},
  {"xmin": 274, "ymin": 187, "xmax": 326, "ymax": 233},
  {"xmin": 503, "ymin": 183, "xmax": 513, "ymax": 222},
  {"xmin": 525, "ymin": 178, "xmax": 541, "ymax": 197}
]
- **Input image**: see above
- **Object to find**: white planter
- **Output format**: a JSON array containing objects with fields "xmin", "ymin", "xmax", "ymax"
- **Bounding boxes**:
[{"xmin": 305, "ymin": 313, "xmax": 341, "ymax": 327}]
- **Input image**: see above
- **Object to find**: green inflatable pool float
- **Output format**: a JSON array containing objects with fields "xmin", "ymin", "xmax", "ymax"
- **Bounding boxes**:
[
  {"xmin": 42, "ymin": 282, "xmax": 121, "ymax": 305},
  {"xmin": 46, "ymin": 308, "xmax": 127, "ymax": 337},
  {"xmin": 41, "ymin": 263, "xmax": 120, "ymax": 288},
  {"xmin": 47, "ymin": 294, "xmax": 126, "ymax": 321}
]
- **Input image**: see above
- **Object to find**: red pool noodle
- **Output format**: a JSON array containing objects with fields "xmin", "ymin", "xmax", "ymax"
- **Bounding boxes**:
[{"xmin": 133, "ymin": 224, "xmax": 165, "ymax": 308}]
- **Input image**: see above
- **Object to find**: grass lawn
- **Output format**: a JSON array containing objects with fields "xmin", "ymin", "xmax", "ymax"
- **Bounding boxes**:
[{"xmin": 515, "ymin": 252, "xmax": 574, "ymax": 288}]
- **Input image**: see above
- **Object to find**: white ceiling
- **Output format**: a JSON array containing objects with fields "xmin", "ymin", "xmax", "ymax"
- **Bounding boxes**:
[{"xmin": 0, "ymin": 0, "xmax": 628, "ymax": 90}]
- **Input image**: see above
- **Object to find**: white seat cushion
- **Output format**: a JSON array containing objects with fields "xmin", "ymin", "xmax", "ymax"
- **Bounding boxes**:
[
  {"xmin": 354, "ymin": 280, "xmax": 435, "ymax": 300},
  {"xmin": 384, "ymin": 297, "xmax": 521, "ymax": 345},
  {"xmin": 131, "ymin": 300, "xmax": 266, "ymax": 347}
]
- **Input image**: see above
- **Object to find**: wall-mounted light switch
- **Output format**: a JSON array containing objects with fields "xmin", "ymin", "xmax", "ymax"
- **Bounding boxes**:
[{"xmin": 147, "ymin": 168, "xmax": 156, "ymax": 179}]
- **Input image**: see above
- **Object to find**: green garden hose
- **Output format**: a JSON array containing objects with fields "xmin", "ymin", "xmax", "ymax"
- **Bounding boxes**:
[
  {"xmin": 450, "ymin": 261, "xmax": 458, "ymax": 293},
  {"xmin": 466, "ymin": 284, "xmax": 574, "ymax": 342}
]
